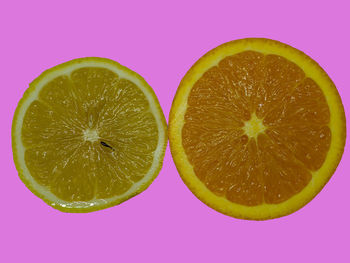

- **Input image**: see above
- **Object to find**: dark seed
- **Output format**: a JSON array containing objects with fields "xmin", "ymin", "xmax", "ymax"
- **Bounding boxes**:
[{"xmin": 100, "ymin": 141, "xmax": 114, "ymax": 150}]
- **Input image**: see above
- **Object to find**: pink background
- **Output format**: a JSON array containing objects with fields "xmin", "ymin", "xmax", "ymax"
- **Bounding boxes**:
[{"xmin": 1, "ymin": 0, "xmax": 349, "ymax": 262}]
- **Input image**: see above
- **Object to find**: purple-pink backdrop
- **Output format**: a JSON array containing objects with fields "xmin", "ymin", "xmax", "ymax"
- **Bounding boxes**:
[{"xmin": 1, "ymin": 0, "xmax": 349, "ymax": 262}]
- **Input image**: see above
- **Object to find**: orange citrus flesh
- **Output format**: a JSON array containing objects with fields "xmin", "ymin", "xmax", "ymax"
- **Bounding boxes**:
[
  {"xmin": 23, "ymin": 68, "xmax": 158, "ymax": 201},
  {"xmin": 182, "ymin": 51, "xmax": 331, "ymax": 206}
]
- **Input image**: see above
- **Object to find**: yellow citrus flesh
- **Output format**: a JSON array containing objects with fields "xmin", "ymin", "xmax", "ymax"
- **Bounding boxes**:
[
  {"xmin": 169, "ymin": 39, "xmax": 346, "ymax": 220},
  {"xmin": 12, "ymin": 58, "xmax": 167, "ymax": 212}
]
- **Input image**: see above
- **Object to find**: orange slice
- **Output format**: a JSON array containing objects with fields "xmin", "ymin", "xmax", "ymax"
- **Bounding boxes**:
[{"xmin": 169, "ymin": 38, "xmax": 346, "ymax": 220}]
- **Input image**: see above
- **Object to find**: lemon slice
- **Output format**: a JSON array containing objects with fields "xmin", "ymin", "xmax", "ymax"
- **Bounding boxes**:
[{"xmin": 12, "ymin": 57, "xmax": 167, "ymax": 212}]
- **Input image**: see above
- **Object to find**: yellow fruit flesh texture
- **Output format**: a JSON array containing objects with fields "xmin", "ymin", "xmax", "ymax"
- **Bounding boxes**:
[{"xmin": 22, "ymin": 68, "xmax": 158, "ymax": 201}]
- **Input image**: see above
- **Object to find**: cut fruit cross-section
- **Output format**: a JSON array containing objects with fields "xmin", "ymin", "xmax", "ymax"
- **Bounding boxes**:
[
  {"xmin": 12, "ymin": 57, "xmax": 167, "ymax": 212},
  {"xmin": 169, "ymin": 38, "xmax": 346, "ymax": 220}
]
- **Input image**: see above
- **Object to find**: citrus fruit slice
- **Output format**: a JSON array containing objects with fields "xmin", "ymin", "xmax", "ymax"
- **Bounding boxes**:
[
  {"xmin": 169, "ymin": 38, "xmax": 346, "ymax": 220},
  {"xmin": 12, "ymin": 57, "xmax": 167, "ymax": 212}
]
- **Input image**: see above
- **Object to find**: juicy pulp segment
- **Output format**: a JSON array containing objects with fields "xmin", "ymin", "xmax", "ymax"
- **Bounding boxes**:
[
  {"xmin": 182, "ymin": 51, "xmax": 331, "ymax": 205},
  {"xmin": 22, "ymin": 67, "xmax": 158, "ymax": 201}
]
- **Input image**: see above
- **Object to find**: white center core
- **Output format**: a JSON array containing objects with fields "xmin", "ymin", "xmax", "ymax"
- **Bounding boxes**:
[
  {"xmin": 83, "ymin": 129, "xmax": 99, "ymax": 142},
  {"xmin": 243, "ymin": 113, "xmax": 266, "ymax": 138}
]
